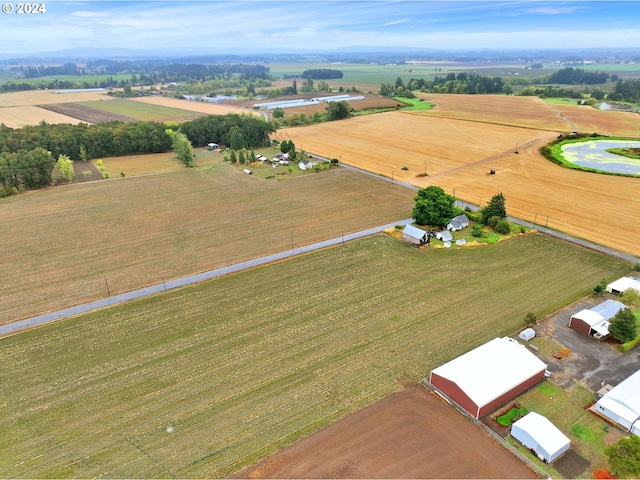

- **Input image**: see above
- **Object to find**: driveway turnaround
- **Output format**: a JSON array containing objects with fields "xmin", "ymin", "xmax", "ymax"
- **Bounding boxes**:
[{"xmin": 0, "ymin": 219, "xmax": 413, "ymax": 337}]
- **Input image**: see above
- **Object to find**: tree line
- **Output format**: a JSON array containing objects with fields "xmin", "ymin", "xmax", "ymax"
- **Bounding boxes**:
[
  {"xmin": 545, "ymin": 67, "xmax": 610, "ymax": 85},
  {"xmin": 0, "ymin": 113, "xmax": 274, "ymax": 196},
  {"xmin": 381, "ymin": 72, "xmax": 508, "ymax": 96},
  {"xmin": 300, "ymin": 69, "xmax": 343, "ymax": 79}
]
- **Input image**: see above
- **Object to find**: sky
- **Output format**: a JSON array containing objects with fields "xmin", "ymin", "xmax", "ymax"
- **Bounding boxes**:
[{"xmin": 2, "ymin": 1, "xmax": 640, "ymax": 57}]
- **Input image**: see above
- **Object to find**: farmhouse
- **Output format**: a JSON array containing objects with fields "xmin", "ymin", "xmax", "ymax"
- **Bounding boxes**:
[
  {"xmin": 435, "ymin": 230, "xmax": 453, "ymax": 242},
  {"xmin": 568, "ymin": 299, "xmax": 626, "ymax": 339},
  {"xmin": 447, "ymin": 214, "xmax": 470, "ymax": 232},
  {"xmin": 402, "ymin": 224, "xmax": 427, "ymax": 246},
  {"xmin": 593, "ymin": 369, "xmax": 640, "ymax": 436},
  {"xmin": 511, "ymin": 412, "xmax": 570, "ymax": 463},
  {"xmin": 429, "ymin": 337, "xmax": 547, "ymax": 419},
  {"xmin": 606, "ymin": 276, "xmax": 640, "ymax": 295}
]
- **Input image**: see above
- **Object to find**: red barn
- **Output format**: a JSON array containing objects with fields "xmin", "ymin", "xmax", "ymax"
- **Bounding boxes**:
[{"xmin": 429, "ymin": 337, "xmax": 547, "ymax": 419}]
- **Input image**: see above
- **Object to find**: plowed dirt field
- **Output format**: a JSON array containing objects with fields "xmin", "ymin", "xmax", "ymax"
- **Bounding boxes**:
[
  {"xmin": 232, "ymin": 384, "xmax": 537, "ymax": 479},
  {"xmin": 273, "ymin": 95, "xmax": 640, "ymax": 257}
]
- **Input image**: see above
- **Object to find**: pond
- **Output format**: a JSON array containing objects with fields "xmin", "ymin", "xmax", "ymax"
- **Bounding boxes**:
[
  {"xmin": 599, "ymin": 102, "xmax": 637, "ymax": 112},
  {"xmin": 561, "ymin": 139, "xmax": 640, "ymax": 175}
]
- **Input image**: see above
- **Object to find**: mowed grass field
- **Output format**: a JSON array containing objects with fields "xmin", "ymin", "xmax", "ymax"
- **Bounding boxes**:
[
  {"xmin": 0, "ymin": 165, "xmax": 414, "ymax": 325},
  {"xmin": 274, "ymin": 94, "xmax": 640, "ymax": 257},
  {"xmin": 0, "ymin": 233, "xmax": 630, "ymax": 478}
]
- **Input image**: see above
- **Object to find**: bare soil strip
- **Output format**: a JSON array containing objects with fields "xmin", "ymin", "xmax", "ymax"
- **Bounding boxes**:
[
  {"xmin": 232, "ymin": 384, "xmax": 537, "ymax": 479},
  {"xmin": 38, "ymin": 102, "xmax": 136, "ymax": 123}
]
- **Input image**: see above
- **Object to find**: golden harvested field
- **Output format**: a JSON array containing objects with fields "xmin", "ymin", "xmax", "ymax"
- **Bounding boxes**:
[
  {"xmin": 555, "ymin": 104, "xmax": 640, "ymax": 136},
  {"xmin": 275, "ymin": 97, "xmax": 640, "ymax": 257},
  {"xmin": 0, "ymin": 105, "xmax": 82, "ymax": 127},
  {"xmin": 132, "ymin": 96, "xmax": 263, "ymax": 117},
  {"xmin": 0, "ymin": 165, "xmax": 414, "ymax": 325},
  {"xmin": 414, "ymin": 93, "xmax": 571, "ymax": 131},
  {"xmin": 0, "ymin": 89, "xmax": 110, "ymax": 107}
]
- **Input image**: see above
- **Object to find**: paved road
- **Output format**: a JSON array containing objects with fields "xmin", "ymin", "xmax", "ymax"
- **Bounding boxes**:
[
  {"xmin": 0, "ymin": 218, "xmax": 413, "ymax": 338},
  {"xmin": 3, "ymin": 153, "xmax": 639, "ymax": 338}
]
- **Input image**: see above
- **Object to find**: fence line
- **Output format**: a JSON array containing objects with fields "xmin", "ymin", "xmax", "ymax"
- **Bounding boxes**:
[{"xmin": 422, "ymin": 378, "xmax": 550, "ymax": 479}]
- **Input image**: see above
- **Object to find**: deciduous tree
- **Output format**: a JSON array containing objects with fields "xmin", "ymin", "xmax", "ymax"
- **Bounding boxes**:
[
  {"xmin": 605, "ymin": 435, "xmax": 640, "ymax": 478},
  {"xmin": 54, "ymin": 154, "xmax": 74, "ymax": 182},
  {"xmin": 412, "ymin": 185, "xmax": 457, "ymax": 227}
]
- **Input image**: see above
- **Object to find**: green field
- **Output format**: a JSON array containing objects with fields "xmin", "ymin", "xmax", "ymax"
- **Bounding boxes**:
[
  {"xmin": 0, "ymin": 233, "xmax": 630, "ymax": 478},
  {"xmin": 77, "ymin": 98, "xmax": 203, "ymax": 121}
]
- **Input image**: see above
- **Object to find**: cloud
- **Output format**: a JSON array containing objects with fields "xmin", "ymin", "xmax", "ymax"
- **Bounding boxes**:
[
  {"xmin": 525, "ymin": 7, "xmax": 582, "ymax": 15},
  {"xmin": 71, "ymin": 11, "xmax": 109, "ymax": 18},
  {"xmin": 383, "ymin": 19, "xmax": 409, "ymax": 27}
]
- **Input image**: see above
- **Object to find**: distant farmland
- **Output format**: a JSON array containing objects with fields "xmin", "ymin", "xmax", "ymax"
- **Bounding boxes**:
[
  {"xmin": 0, "ymin": 233, "xmax": 630, "ymax": 478},
  {"xmin": 274, "ymin": 95, "xmax": 640, "ymax": 257},
  {"xmin": 76, "ymin": 98, "xmax": 205, "ymax": 122},
  {"xmin": 0, "ymin": 165, "xmax": 414, "ymax": 324}
]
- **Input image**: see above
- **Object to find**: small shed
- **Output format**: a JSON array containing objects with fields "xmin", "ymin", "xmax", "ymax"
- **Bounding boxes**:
[
  {"xmin": 519, "ymin": 328, "xmax": 535, "ymax": 341},
  {"xmin": 402, "ymin": 225, "xmax": 427, "ymax": 246},
  {"xmin": 435, "ymin": 230, "xmax": 453, "ymax": 242},
  {"xmin": 207, "ymin": 143, "xmax": 219, "ymax": 150},
  {"xmin": 511, "ymin": 412, "xmax": 570, "ymax": 463}
]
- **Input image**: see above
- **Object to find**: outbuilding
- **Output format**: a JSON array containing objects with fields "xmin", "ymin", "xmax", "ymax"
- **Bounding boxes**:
[
  {"xmin": 429, "ymin": 337, "xmax": 547, "ymax": 419},
  {"xmin": 606, "ymin": 277, "xmax": 640, "ymax": 295},
  {"xmin": 593, "ymin": 369, "xmax": 640, "ymax": 436},
  {"xmin": 511, "ymin": 412, "xmax": 570, "ymax": 463},
  {"xmin": 402, "ymin": 225, "xmax": 427, "ymax": 246},
  {"xmin": 568, "ymin": 299, "xmax": 626, "ymax": 339},
  {"xmin": 435, "ymin": 230, "xmax": 453, "ymax": 242},
  {"xmin": 519, "ymin": 328, "xmax": 535, "ymax": 341},
  {"xmin": 207, "ymin": 143, "xmax": 219, "ymax": 150}
]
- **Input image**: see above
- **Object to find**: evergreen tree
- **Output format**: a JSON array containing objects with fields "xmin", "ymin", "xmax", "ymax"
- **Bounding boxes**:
[
  {"xmin": 481, "ymin": 193, "xmax": 507, "ymax": 224},
  {"xmin": 609, "ymin": 308, "xmax": 637, "ymax": 343}
]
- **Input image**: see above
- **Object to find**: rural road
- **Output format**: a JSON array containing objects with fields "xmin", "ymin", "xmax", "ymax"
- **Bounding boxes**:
[
  {"xmin": 0, "ymin": 218, "xmax": 413, "ymax": 338},
  {"xmin": 3, "ymin": 154, "xmax": 639, "ymax": 338}
]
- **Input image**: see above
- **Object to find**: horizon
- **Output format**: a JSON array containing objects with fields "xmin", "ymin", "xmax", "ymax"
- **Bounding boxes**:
[{"xmin": 3, "ymin": 1, "xmax": 640, "ymax": 59}]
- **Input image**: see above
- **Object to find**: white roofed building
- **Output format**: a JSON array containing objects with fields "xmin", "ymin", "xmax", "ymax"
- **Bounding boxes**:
[
  {"xmin": 511, "ymin": 412, "xmax": 570, "ymax": 463},
  {"xmin": 568, "ymin": 299, "xmax": 626, "ymax": 339},
  {"xmin": 594, "ymin": 369, "xmax": 640, "ymax": 436},
  {"xmin": 429, "ymin": 337, "xmax": 547, "ymax": 418},
  {"xmin": 607, "ymin": 277, "xmax": 640, "ymax": 295}
]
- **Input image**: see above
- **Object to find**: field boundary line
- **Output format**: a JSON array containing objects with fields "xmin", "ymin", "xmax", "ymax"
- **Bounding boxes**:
[
  {"xmin": 422, "ymin": 379, "xmax": 550, "ymax": 479},
  {"xmin": 0, "ymin": 218, "xmax": 413, "ymax": 338}
]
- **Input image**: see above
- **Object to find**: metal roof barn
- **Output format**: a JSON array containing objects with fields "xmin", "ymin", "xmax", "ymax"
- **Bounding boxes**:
[
  {"xmin": 511, "ymin": 412, "xmax": 570, "ymax": 463},
  {"xmin": 594, "ymin": 369, "xmax": 640, "ymax": 436},
  {"xmin": 430, "ymin": 337, "xmax": 547, "ymax": 418}
]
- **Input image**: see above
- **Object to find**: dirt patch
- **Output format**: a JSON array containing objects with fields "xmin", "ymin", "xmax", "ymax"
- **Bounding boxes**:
[
  {"xmin": 553, "ymin": 449, "xmax": 590, "ymax": 478},
  {"xmin": 231, "ymin": 384, "xmax": 538, "ymax": 479},
  {"xmin": 38, "ymin": 102, "xmax": 136, "ymax": 123},
  {"xmin": 71, "ymin": 161, "xmax": 103, "ymax": 183}
]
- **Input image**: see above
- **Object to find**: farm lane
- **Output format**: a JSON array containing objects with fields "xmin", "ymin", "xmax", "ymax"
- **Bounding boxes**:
[{"xmin": 0, "ymin": 218, "xmax": 413, "ymax": 338}]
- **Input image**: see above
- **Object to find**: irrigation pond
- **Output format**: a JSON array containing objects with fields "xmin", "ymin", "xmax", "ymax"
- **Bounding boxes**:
[{"xmin": 561, "ymin": 139, "xmax": 640, "ymax": 175}]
